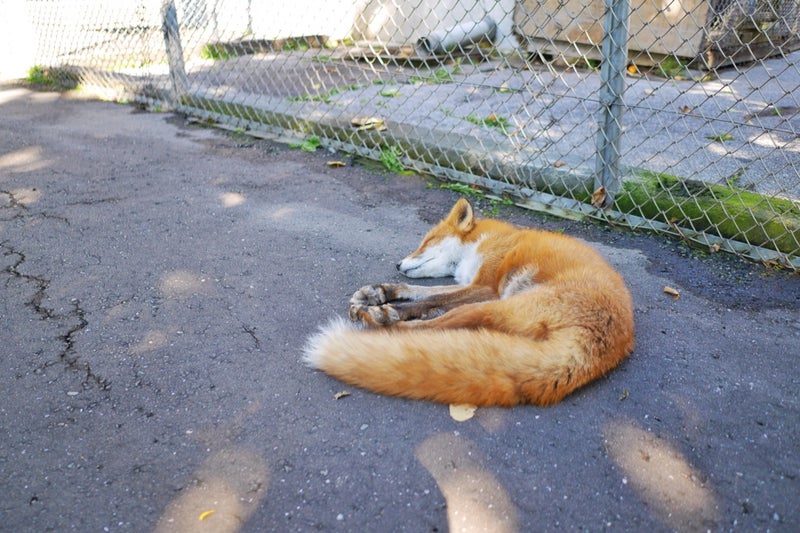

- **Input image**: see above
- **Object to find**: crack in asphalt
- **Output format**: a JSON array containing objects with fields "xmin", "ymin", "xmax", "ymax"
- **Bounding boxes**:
[
  {"xmin": 3, "ymin": 244, "xmax": 52, "ymax": 318},
  {"xmin": 2, "ymin": 188, "xmax": 108, "ymax": 390},
  {"xmin": 2, "ymin": 242, "xmax": 111, "ymax": 392},
  {"xmin": 1, "ymin": 190, "xmax": 27, "ymax": 221},
  {"xmin": 241, "ymin": 324, "xmax": 262, "ymax": 350},
  {"xmin": 59, "ymin": 299, "xmax": 111, "ymax": 391},
  {"xmin": 1, "ymin": 189, "xmax": 70, "ymax": 225}
]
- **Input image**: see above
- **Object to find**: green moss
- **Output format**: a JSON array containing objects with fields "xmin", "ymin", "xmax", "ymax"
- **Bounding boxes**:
[
  {"xmin": 281, "ymin": 38, "xmax": 310, "ymax": 52},
  {"xmin": 614, "ymin": 170, "xmax": 800, "ymax": 256},
  {"xmin": 200, "ymin": 43, "xmax": 235, "ymax": 60},
  {"xmin": 200, "ymin": 36, "xmax": 322, "ymax": 61}
]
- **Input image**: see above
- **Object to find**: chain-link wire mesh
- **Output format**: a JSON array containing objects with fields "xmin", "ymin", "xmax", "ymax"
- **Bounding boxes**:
[{"xmin": 14, "ymin": 0, "xmax": 800, "ymax": 269}]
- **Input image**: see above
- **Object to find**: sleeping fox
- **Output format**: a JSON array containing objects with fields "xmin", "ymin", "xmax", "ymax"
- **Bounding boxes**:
[{"xmin": 304, "ymin": 198, "xmax": 634, "ymax": 407}]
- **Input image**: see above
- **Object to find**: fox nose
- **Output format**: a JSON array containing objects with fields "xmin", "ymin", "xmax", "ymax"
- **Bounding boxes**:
[{"xmin": 396, "ymin": 262, "xmax": 402, "ymax": 271}]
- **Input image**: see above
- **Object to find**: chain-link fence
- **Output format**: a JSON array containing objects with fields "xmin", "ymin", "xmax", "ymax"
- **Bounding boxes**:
[{"xmin": 12, "ymin": 0, "xmax": 800, "ymax": 269}]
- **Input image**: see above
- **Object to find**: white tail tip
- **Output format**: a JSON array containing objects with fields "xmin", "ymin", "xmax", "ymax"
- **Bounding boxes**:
[{"xmin": 302, "ymin": 317, "xmax": 360, "ymax": 368}]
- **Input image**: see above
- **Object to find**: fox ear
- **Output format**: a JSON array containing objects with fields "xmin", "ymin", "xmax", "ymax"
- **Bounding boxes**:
[{"xmin": 447, "ymin": 198, "xmax": 475, "ymax": 232}]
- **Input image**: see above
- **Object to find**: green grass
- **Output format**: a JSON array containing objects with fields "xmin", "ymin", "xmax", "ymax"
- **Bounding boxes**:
[
  {"xmin": 289, "ymin": 135, "xmax": 321, "ymax": 152},
  {"xmin": 437, "ymin": 182, "xmax": 514, "ymax": 216},
  {"xmin": 657, "ymin": 56, "xmax": 691, "ymax": 79},
  {"xmin": 26, "ymin": 66, "xmax": 80, "ymax": 90},
  {"xmin": 409, "ymin": 67, "xmax": 457, "ymax": 85},
  {"xmin": 464, "ymin": 114, "xmax": 512, "ymax": 135},
  {"xmin": 379, "ymin": 146, "xmax": 404, "ymax": 173},
  {"xmin": 287, "ymin": 84, "xmax": 364, "ymax": 104},
  {"xmin": 27, "ymin": 66, "xmax": 55, "ymax": 86},
  {"xmin": 438, "ymin": 182, "xmax": 483, "ymax": 198},
  {"xmin": 707, "ymin": 133, "xmax": 735, "ymax": 143}
]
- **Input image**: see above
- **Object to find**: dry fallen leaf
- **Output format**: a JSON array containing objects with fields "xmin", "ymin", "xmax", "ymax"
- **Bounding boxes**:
[
  {"xmin": 663, "ymin": 286, "xmax": 680, "ymax": 300},
  {"xmin": 351, "ymin": 116, "xmax": 386, "ymax": 131},
  {"xmin": 553, "ymin": 160, "xmax": 566, "ymax": 168},
  {"xmin": 709, "ymin": 243, "xmax": 721, "ymax": 253},
  {"xmin": 449, "ymin": 404, "xmax": 477, "ymax": 422},
  {"xmin": 679, "ymin": 105, "xmax": 692, "ymax": 114},
  {"xmin": 327, "ymin": 160, "xmax": 346, "ymax": 168},
  {"xmin": 334, "ymin": 390, "xmax": 351, "ymax": 400},
  {"xmin": 591, "ymin": 186, "xmax": 607, "ymax": 208},
  {"xmin": 199, "ymin": 510, "xmax": 215, "ymax": 521}
]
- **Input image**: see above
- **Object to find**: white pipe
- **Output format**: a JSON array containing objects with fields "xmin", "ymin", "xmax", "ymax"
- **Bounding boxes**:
[{"xmin": 416, "ymin": 18, "xmax": 497, "ymax": 56}]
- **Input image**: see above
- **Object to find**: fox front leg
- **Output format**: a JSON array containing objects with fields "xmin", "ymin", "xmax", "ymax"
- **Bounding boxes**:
[{"xmin": 349, "ymin": 281, "xmax": 450, "ymax": 310}]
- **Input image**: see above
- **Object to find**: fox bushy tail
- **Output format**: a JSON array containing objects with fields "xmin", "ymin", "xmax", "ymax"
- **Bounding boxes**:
[{"xmin": 303, "ymin": 318, "xmax": 602, "ymax": 407}]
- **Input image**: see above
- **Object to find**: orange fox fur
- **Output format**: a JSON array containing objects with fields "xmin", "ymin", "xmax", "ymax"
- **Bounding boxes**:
[{"xmin": 304, "ymin": 198, "xmax": 635, "ymax": 407}]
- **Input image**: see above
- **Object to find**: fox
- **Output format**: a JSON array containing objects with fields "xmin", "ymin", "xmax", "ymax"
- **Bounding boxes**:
[{"xmin": 303, "ymin": 198, "xmax": 635, "ymax": 407}]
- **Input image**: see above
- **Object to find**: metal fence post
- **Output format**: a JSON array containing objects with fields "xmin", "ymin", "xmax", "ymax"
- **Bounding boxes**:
[
  {"xmin": 594, "ymin": 0, "xmax": 630, "ymax": 207},
  {"xmin": 161, "ymin": 0, "xmax": 188, "ymax": 103}
]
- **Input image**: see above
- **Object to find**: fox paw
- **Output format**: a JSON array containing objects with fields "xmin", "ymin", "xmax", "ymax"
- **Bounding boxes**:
[
  {"xmin": 350, "ymin": 284, "xmax": 391, "ymax": 309},
  {"xmin": 349, "ymin": 303, "xmax": 401, "ymax": 327}
]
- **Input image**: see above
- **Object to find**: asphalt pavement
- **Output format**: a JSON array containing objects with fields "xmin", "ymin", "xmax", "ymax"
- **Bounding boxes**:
[{"xmin": 1, "ymin": 83, "xmax": 798, "ymax": 532}]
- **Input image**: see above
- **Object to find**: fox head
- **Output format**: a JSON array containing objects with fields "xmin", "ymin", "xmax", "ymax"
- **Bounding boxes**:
[{"xmin": 397, "ymin": 198, "xmax": 477, "ymax": 279}]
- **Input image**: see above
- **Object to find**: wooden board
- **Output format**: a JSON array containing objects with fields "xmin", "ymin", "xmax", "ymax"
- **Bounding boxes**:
[{"xmin": 514, "ymin": 0, "xmax": 710, "ymax": 60}]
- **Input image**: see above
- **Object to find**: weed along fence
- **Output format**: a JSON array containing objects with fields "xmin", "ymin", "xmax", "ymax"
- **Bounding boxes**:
[{"xmin": 13, "ymin": 0, "xmax": 800, "ymax": 269}]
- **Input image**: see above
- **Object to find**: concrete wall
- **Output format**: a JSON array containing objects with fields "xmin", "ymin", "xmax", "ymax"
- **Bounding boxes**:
[
  {"xmin": 0, "ymin": 0, "xmax": 519, "ymax": 81},
  {"xmin": 214, "ymin": 0, "xmax": 517, "ymax": 49}
]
